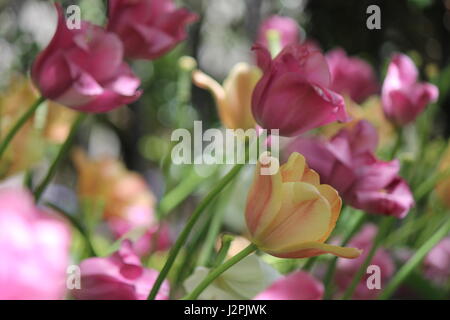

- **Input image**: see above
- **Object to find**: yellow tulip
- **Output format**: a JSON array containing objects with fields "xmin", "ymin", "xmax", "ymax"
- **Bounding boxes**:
[
  {"xmin": 245, "ymin": 152, "xmax": 361, "ymax": 259},
  {"xmin": 192, "ymin": 63, "xmax": 260, "ymax": 130},
  {"xmin": 72, "ymin": 149, "xmax": 155, "ymax": 219}
]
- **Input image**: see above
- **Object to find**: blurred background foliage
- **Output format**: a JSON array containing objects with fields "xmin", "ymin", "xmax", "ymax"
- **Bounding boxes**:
[{"xmin": 1, "ymin": 0, "xmax": 450, "ymax": 189}]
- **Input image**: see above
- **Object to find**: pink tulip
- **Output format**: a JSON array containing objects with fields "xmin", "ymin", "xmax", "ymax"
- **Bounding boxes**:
[
  {"xmin": 31, "ymin": 4, "xmax": 141, "ymax": 113},
  {"xmin": 287, "ymin": 120, "xmax": 414, "ymax": 218},
  {"xmin": 254, "ymin": 271, "xmax": 324, "ymax": 300},
  {"xmin": 107, "ymin": 0, "xmax": 198, "ymax": 60},
  {"xmin": 423, "ymin": 237, "xmax": 450, "ymax": 285},
  {"xmin": 72, "ymin": 240, "xmax": 169, "ymax": 300},
  {"xmin": 382, "ymin": 53, "xmax": 438, "ymax": 126},
  {"xmin": 335, "ymin": 224, "xmax": 395, "ymax": 299},
  {"xmin": 326, "ymin": 48, "xmax": 378, "ymax": 103},
  {"xmin": 257, "ymin": 15, "xmax": 302, "ymax": 49},
  {"xmin": 0, "ymin": 188, "xmax": 71, "ymax": 299},
  {"xmin": 251, "ymin": 43, "xmax": 348, "ymax": 137},
  {"xmin": 108, "ymin": 206, "xmax": 172, "ymax": 256}
]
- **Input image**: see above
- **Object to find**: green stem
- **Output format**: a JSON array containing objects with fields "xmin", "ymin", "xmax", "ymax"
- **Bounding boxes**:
[
  {"xmin": 212, "ymin": 235, "xmax": 234, "ymax": 268},
  {"xmin": 46, "ymin": 202, "xmax": 97, "ymax": 257},
  {"xmin": 324, "ymin": 211, "xmax": 367, "ymax": 299},
  {"xmin": 378, "ymin": 217, "xmax": 450, "ymax": 300},
  {"xmin": 389, "ymin": 127, "xmax": 403, "ymax": 160},
  {"xmin": 183, "ymin": 243, "xmax": 257, "ymax": 300},
  {"xmin": 341, "ymin": 216, "xmax": 394, "ymax": 300},
  {"xmin": 157, "ymin": 167, "xmax": 212, "ymax": 219},
  {"xmin": 0, "ymin": 96, "xmax": 45, "ymax": 159},
  {"xmin": 34, "ymin": 113, "xmax": 86, "ymax": 201},
  {"xmin": 147, "ymin": 163, "xmax": 245, "ymax": 300}
]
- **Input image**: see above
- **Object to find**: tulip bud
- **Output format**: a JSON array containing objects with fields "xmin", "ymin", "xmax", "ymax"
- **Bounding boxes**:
[
  {"xmin": 245, "ymin": 152, "xmax": 361, "ymax": 259},
  {"xmin": 325, "ymin": 48, "xmax": 379, "ymax": 104},
  {"xmin": 382, "ymin": 53, "xmax": 438, "ymax": 126},
  {"xmin": 257, "ymin": 15, "xmax": 303, "ymax": 50},
  {"xmin": 107, "ymin": 0, "xmax": 198, "ymax": 60},
  {"xmin": 251, "ymin": 43, "xmax": 348, "ymax": 137},
  {"xmin": 31, "ymin": 4, "xmax": 141, "ymax": 113},
  {"xmin": 193, "ymin": 63, "xmax": 260, "ymax": 130}
]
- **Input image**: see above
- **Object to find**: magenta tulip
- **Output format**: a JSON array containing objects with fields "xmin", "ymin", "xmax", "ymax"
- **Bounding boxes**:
[
  {"xmin": 335, "ymin": 224, "xmax": 395, "ymax": 299},
  {"xmin": 257, "ymin": 15, "xmax": 302, "ymax": 49},
  {"xmin": 31, "ymin": 4, "xmax": 141, "ymax": 113},
  {"xmin": 251, "ymin": 43, "xmax": 348, "ymax": 137},
  {"xmin": 287, "ymin": 120, "xmax": 414, "ymax": 218},
  {"xmin": 382, "ymin": 53, "xmax": 438, "ymax": 126},
  {"xmin": 0, "ymin": 188, "xmax": 71, "ymax": 299},
  {"xmin": 254, "ymin": 271, "xmax": 324, "ymax": 300},
  {"xmin": 326, "ymin": 48, "xmax": 378, "ymax": 103},
  {"xmin": 107, "ymin": 0, "xmax": 198, "ymax": 60},
  {"xmin": 72, "ymin": 240, "xmax": 169, "ymax": 300}
]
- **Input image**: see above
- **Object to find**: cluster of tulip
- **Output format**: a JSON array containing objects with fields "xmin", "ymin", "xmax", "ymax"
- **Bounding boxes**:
[{"xmin": 1, "ymin": 0, "xmax": 450, "ymax": 301}]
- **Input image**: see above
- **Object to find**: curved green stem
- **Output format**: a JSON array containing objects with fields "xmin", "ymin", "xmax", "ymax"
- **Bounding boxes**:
[
  {"xmin": 378, "ymin": 218, "xmax": 450, "ymax": 300},
  {"xmin": 183, "ymin": 243, "xmax": 257, "ymax": 300},
  {"xmin": 34, "ymin": 113, "xmax": 86, "ymax": 201},
  {"xmin": 341, "ymin": 216, "xmax": 394, "ymax": 300},
  {"xmin": 0, "ymin": 96, "xmax": 45, "ymax": 159},
  {"xmin": 147, "ymin": 162, "xmax": 245, "ymax": 300}
]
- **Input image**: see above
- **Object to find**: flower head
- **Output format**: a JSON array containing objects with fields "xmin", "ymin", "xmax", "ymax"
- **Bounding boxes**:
[
  {"xmin": 245, "ymin": 152, "xmax": 361, "ymax": 259},
  {"xmin": 251, "ymin": 43, "xmax": 348, "ymax": 137},
  {"xmin": 31, "ymin": 4, "xmax": 141, "ymax": 113}
]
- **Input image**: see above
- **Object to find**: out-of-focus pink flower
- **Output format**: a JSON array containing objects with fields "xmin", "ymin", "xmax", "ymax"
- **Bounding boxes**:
[
  {"xmin": 251, "ymin": 43, "xmax": 348, "ymax": 137},
  {"xmin": 72, "ymin": 240, "xmax": 169, "ymax": 300},
  {"xmin": 254, "ymin": 271, "xmax": 324, "ymax": 300},
  {"xmin": 326, "ymin": 48, "xmax": 378, "ymax": 103},
  {"xmin": 31, "ymin": 4, "xmax": 141, "ymax": 113},
  {"xmin": 335, "ymin": 224, "xmax": 395, "ymax": 299},
  {"xmin": 423, "ymin": 237, "xmax": 450, "ymax": 285},
  {"xmin": 382, "ymin": 53, "xmax": 438, "ymax": 126},
  {"xmin": 73, "ymin": 150, "xmax": 171, "ymax": 255},
  {"xmin": 288, "ymin": 120, "xmax": 414, "ymax": 218},
  {"xmin": 257, "ymin": 15, "xmax": 302, "ymax": 49},
  {"xmin": 107, "ymin": 0, "xmax": 198, "ymax": 60},
  {"xmin": 0, "ymin": 188, "xmax": 71, "ymax": 299},
  {"xmin": 108, "ymin": 208, "xmax": 172, "ymax": 256}
]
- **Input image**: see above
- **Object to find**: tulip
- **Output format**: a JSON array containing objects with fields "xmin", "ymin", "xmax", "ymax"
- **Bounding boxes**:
[
  {"xmin": 381, "ymin": 53, "xmax": 438, "ymax": 126},
  {"xmin": 107, "ymin": 0, "xmax": 198, "ymax": 60},
  {"xmin": 423, "ymin": 237, "xmax": 450, "ymax": 285},
  {"xmin": 192, "ymin": 63, "xmax": 260, "ymax": 130},
  {"xmin": 245, "ymin": 152, "xmax": 361, "ymax": 259},
  {"xmin": 251, "ymin": 43, "xmax": 348, "ymax": 137},
  {"xmin": 320, "ymin": 97, "xmax": 395, "ymax": 150},
  {"xmin": 184, "ymin": 254, "xmax": 280, "ymax": 300},
  {"xmin": 0, "ymin": 188, "xmax": 71, "ymax": 299},
  {"xmin": 257, "ymin": 15, "xmax": 302, "ymax": 49},
  {"xmin": 31, "ymin": 4, "xmax": 141, "ymax": 113},
  {"xmin": 72, "ymin": 240, "xmax": 169, "ymax": 300},
  {"xmin": 288, "ymin": 120, "xmax": 414, "ymax": 218},
  {"xmin": 73, "ymin": 149, "xmax": 170, "ymax": 254},
  {"xmin": 326, "ymin": 48, "xmax": 378, "ymax": 103},
  {"xmin": 335, "ymin": 224, "xmax": 395, "ymax": 299},
  {"xmin": 254, "ymin": 271, "xmax": 324, "ymax": 300}
]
